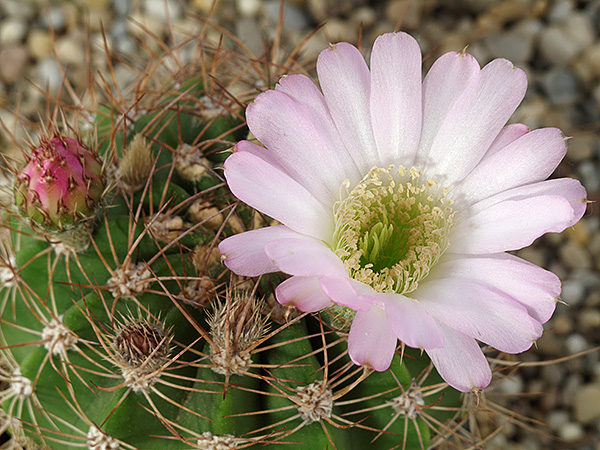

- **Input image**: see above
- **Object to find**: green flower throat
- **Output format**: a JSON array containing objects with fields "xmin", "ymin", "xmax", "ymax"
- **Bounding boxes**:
[{"xmin": 332, "ymin": 165, "xmax": 456, "ymax": 295}]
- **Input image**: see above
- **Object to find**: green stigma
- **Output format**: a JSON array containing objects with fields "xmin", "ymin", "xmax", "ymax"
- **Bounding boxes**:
[{"xmin": 332, "ymin": 165, "xmax": 456, "ymax": 295}]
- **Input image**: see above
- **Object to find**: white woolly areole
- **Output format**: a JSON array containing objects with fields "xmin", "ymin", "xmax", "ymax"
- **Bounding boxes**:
[
  {"xmin": 106, "ymin": 263, "xmax": 152, "ymax": 298},
  {"xmin": 9, "ymin": 369, "xmax": 33, "ymax": 399},
  {"xmin": 0, "ymin": 255, "xmax": 16, "ymax": 287},
  {"xmin": 196, "ymin": 432, "xmax": 238, "ymax": 449},
  {"xmin": 121, "ymin": 366, "xmax": 160, "ymax": 393},
  {"xmin": 87, "ymin": 425, "xmax": 120, "ymax": 450},
  {"xmin": 42, "ymin": 316, "xmax": 78, "ymax": 355},
  {"xmin": 210, "ymin": 350, "xmax": 252, "ymax": 377},
  {"xmin": 387, "ymin": 385, "xmax": 425, "ymax": 419},
  {"xmin": 294, "ymin": 381, "xmax": 333, "ymax": 423}
]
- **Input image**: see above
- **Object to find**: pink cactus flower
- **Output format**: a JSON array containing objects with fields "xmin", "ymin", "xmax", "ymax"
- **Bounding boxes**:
[
  {"xmin": 15, "ymin": 135, "xmax": 104, "ymax": 231},
  {"xmin": 218, "ymin": 33, "xmax": 587, "ymax": 392}
]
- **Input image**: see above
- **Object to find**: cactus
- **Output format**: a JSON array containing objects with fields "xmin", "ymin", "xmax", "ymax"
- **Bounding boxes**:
[{"xmin": 1, "ymin": 27, "xmax": 477, "ymax": 450}]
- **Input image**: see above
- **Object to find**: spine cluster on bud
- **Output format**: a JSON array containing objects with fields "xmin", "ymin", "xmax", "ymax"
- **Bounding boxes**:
[{"xmin": 14, "ymin": 135, "xmax": 104, "ymax": 232}]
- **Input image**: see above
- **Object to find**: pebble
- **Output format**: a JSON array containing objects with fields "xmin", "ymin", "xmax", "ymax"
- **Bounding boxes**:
[
  {"xmin": 579, "ymin": 308, "xmax": 600, "ymax": 330},
  {"xmin": 34, "ymin": 58, "xmax": 63, "ymax": 93},
  {"xmin": 144, "ymin": 0, "xmax": 183, "ymax": 21},
  {"xmin": 578, "ymin": 160, "xmax": 600, "ymax": 192},
  {"xmin": 548, "ymin": 410, "xmax": 570, "ymax": 431},
  {"xmin": 553, "ymin": 315, "xmax": 574, "ymax": 335},
  {"xmin": 558, "ymin": 422, "xmax": 585, "ymax": 442},
  {"xmin": 565, "ymin": 333, "xmax": 589, "ymax": 355},
  {"xmin": 539, "ymin": 15, "xmax": 593, "ymax": 66},
  {"xmin": 0, "ymin": 45, "xmax": 29, "ymax": 84},
  {"xmin": 264, "ymin": 0, "xmax": 309, "ymax": 32},
  {"xmin": 547, "ymin": 0, "xmax": 575, "ymax": 23},
  {"xmin": 0, "ymin": 18, "xmax": 27, "ymax": 45},
  {"xmin": 539, "ymin": 67, "xmax": 580, "ymax": 106},
  {"xmin": 56, "ymin": 35, "xmax": 86, "ymax": 65},
  {"xmin": 567, "ymin": 134, "xmax": 597, "ymax": 162},
  {"xmin": 349, "ymin": 7, "xmax": 377, "ymax": 29},
  {"xmin": 574, "ymin": 384, "xmax": 600, "ymax": 423},
  {"xmin": 0, "ymin": 0, "xmax": 36, "ymax": 20},
  {"xmin": 27, "ymin": 29, "xmax": 53, "ymax": 59},
  {"xmin": 385, "ymin": 0, "xmax": 422, "ymax": 30},
  {"xmin": 40, "ymin": 7, "xmax": 68, "ymax": 32},
  {"xmin": 483, "ymin": 19, "xmax": 540, "ymax": 64},
  {"xmin": 560, "ymin": 240, "xmax": 594, "ymax": 270},
  {"xmin": 236, "ymin": 0, "xmax": 262, "ymax": 17},
  {"xmin": 561, "ymin": 280, "xmax": 586, "ymax": 306}
]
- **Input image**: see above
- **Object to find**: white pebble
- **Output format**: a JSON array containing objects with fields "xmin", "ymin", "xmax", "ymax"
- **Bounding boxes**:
[
  {"xmin": 0, "ymin": 18, "xmax": 26, "ymax": 45},
  {"xmin": 565, "ymin": 334, "xmax": 589, "ymax": 355},
  {"xmin": 558, "ymin": 422, "xmax": 584, "ymax": 442}
]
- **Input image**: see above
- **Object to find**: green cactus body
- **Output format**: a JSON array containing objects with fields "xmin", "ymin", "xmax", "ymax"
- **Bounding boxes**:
[{"xmin": 1, "ymin": 73, "xmax": 465, "ymax": 450}]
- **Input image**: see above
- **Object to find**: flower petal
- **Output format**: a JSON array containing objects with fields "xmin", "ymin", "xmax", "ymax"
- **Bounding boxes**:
[
  {"xmin": 370, "ymin": 32, "xmax": 422, "ymax": 167},
  {"xmin": 318, "ymin": 276, "xmax": 373, "ymax": 312},
  {"xmin": 377, "ymin": 292, "xmax": 444, "ymax": 349},
  {"xmin": 219, "ymin": 225, "xmax": 306, "ymax": 276},
  {"xmin": 415, "ymin": 51, "xmax": 480, "ymax": 167},
  {"xmin": 432, "ymin": 253, "xmax": 559, "ymax": 323},
  {"xmin": 224, "ymin": 150, "xmax": 333, "ymax": 241},
  {"xmin": 455, "ymin": 128, "xmax": 567, "ymax": 204},
  {"xmin": 424, "ymin": 58, "xmax": 527, "ymax": 185},
  {"xmin": 416, "ymin": 278, "xmax": 543, "ymax": 353},
  {"xmin": 317, "ymin": 42, "xmax": 378, "ymax": 173},
  {"xmin": 425, "ymin": 323, "xmax": 492, "ymax": 392},
  {"xmin": 484, "ymin": 123, "xmax": 530, "ymax": 157},
  {"xmin": 348, "ymin": 306, "xmax": 397, "ymax": 371},
  {"xmin": 452, "ymin": 179, "xmax": 587, "ymax": 254},
  {"xmin": 247, "ymin": 85, "xmax": 361, "ymax": 204},
  {"xmin": 264, "ymin": 238, "xmax": 348, "ymax": 277},
  {"xmin": 275, "ymin": 276, "xmax": 333, "ymax": 312}
]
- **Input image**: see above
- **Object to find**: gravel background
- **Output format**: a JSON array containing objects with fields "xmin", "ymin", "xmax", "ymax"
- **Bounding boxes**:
[{"xmin": 1, "ymin": 0, "xmax": 599, "ymax": 449}]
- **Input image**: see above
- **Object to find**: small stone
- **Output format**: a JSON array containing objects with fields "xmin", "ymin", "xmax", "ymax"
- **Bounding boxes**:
[
  {"xmin": 567, "ymin": 134, "xmax": 597, "ymax": 162},
  {"xmin": 56, "ymin": 35, "xmax": 86, "ymax": 65},
  {"xmin": 539, "ymin": 27, "xmax": 580, "ymax": 66},
  {"xmin": 385, "ymin": 0, "xmax": 422, "ymax": 30},
  {"xmin": 349, "ymin": 6, "xmax": 377, "ymax": 29},
  {"xmin": 574, "ymin": 384, "xmax": 600, "ymax": 423},
  {"xmin": 547, "ymin": 0, "xmax": 574, "ymax": 22},
  {"xmin": 264, "ymin": 0, "xmax": 309, "ymax": 31},
  {"xmin": 27, "ymin": 29, "xmax": 53, "ymax": 59},
  {"xmin": 483, "ymin": 19, "xmax": 540, "ymax": 64},
  {"xmin": 236, "ymin": 0, "xmax": 262, "ymax": 16},
  {"xmin": 539, "ymin": 67, "xmax": 580, "ymax": 106},
  {"xmin": 496, "ymin": 374, "xmax": 524, "ymax": 395},
  {"xmin": 0, "ymin": 18, "xmax": 27, "ymax": 45},
  {"xmin": 553, "ymin": 315, "xmax": 573, "ymax": 335},
  {"xmin": 560, "ymin": 280, "xmax": 586, "ymax": 306},
  {"xmin": 558, "ymin": 422, "xmax": 584, "ymax": 442},
  {"xmin": 0, "ymin": 0, "xmax": 36, "ymax": 19},
  {"xmin": 144, "ymin": 0, "xmax": 183, "ymax": 21},
  {"xmin": 41, "ymin": 7, "xmax": 68, "ymax": 32},
  {"xmin": 112, "ymin": 0, "xmax": 132, "ymax": 16},
  {"xmin": 34, "ymin": 58, "xmax": 63, "ymax": 93},
  {"xmin": 578, "ymin": 160, "xmax": 600, "ymax": 192},
  {"xmin": 579, "ymin": 309, "xmax": 600, "ymax": 330},
  {"xmin": 560, "ymin": 240, "xmax": 593, "ymax": 270},
  {"xmin": 565, "ymin": 334, "xmax": 589, "ymax": 355},
  {"xmin": 0, "ymin": 45, "xmax": 29, "ymax": 84},
  {"xmin": 321, "ymin": 18, "xmax": 356, "ymax": 42},
  {"xmin": 585, "ymin": 43, "xmax": 600, "ymax": 78},
  {"xmin": 516, "ymin": 246, "xmax": 546, "ymax": 267},
  {"xmin": 547, "ymin": 410, "xmax": 570, "ymax": 431}
]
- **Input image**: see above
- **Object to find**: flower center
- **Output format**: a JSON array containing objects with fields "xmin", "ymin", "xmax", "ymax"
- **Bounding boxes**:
[{"xmin": 332, "ymin": 166, "xmax": 455, "ymax": 295}]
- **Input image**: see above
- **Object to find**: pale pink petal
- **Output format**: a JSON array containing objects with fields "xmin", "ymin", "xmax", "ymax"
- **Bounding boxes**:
[
  {"xmin": 425, "ymin": 323, "xmax": 492, "ymax": 392},
  {"xmin": 424, "ymin": 59, "xmax": 527, "ymax": 185},
  {"xmin": 348, "ymin": 306, "xmax": 397, "ymax": 371},
  {"xmin": 374, "ymin": 292, "xmax": 444, "ymax": 349},
  {"xmin": 415, "ymin": 51, "xmax": 480, "ymax": 166},
  {"xmin": 247, "ymin": 87, "xmax": 361, "ymax": 204},
  {"xmin": 469, "ymin": 178, "xmax": 588, "ymax": 221},
  {"xmin": 452, "ymin": 179, "xmax": 586, "ymax": 254},
  {"xmin": 370, "ymin": 32, "xmax": 422, "ymax": 167},
  {"xmin": 264, "ymin": 238, "xmax": 348, "ymax": 277},
  {"xmin": 219, "ymin": 225, "xmax": 306, "ymax": 276},
  {"xmin": 317, "ymin": 42, "xmax": 378, "ymax": 173},
  {"xmin": 432, "ymin": 253, "xmax": 559, "ymax": 323},
  {"xmin": 224, "ymin": 151, "xmax": 333, "ymax": 241},
  {"xmin": 455, "ymin": 128, "xmax": 567, "ymax": 204},
  {"xmin": 276, "ymin": 276, "xmax": 333, "ymax": 312},
  {"xmin": 484, "ymin": 123, "xmax": 530, "ymax": 157},
  {"xmin": 416, "ymin": 278, "xmax": 543, "ymax": 353},
  {"xmin": 318, "ymin": 276, "xmax": 373, "ymax": 312}
]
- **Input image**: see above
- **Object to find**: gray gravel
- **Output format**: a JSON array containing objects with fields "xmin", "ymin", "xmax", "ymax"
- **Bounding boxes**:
[{"xmin": 1, "ymin": 0, "xmax": 599, "ymax": 449}]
